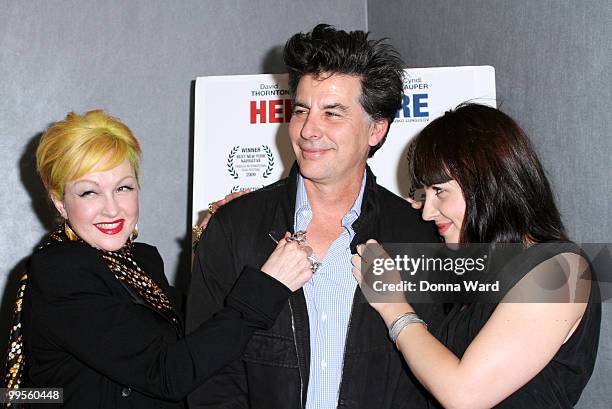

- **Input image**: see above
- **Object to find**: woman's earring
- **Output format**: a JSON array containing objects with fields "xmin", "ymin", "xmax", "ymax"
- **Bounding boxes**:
[
  {"xmin": 131, "ymin": 224, "xmax": 139, "ymax": 241},
  {"xmin": 64, "ymin": 221, "xmax": 78, "ymax": 241}
]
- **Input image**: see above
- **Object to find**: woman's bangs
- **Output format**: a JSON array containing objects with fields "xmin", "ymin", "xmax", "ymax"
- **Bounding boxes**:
[{"xmin": 410, "ymin": 136, "xmax": 453, "ymax": 187}]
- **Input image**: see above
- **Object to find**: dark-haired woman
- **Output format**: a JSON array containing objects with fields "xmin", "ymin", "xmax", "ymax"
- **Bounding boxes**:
[{"xmin": 353, "ymin": 104, "xmax": 600, "ymax": 408}]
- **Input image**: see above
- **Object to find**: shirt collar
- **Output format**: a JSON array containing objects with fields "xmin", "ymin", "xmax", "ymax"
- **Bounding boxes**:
[{"xmin": 294, "ymin": 170, "xmax": 367, "ymax": 232}]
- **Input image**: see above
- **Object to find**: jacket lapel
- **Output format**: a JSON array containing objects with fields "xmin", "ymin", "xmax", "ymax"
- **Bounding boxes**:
[{"xmin": 269, "ymin": 162, "xmax": 311, "ymax": 402}]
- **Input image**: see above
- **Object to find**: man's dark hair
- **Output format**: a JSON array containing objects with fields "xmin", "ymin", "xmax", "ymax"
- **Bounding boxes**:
[
  {"xmin": 411, "ymin": 103, "xmax": 567, "ymax": 244},
  {"xmin": 283, "ymin": 24, "xmax": 404, "ymax": 157}
]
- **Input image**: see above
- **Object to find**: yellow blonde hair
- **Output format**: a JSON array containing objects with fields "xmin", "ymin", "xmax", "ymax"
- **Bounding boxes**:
[{"xmin": 36, "ymin": 110, "xmax": 141, "ymax": 199}]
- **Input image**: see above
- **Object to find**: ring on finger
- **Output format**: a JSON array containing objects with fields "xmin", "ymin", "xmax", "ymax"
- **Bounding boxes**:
[
  {"xmin": 208, "ymin": 202, "xmax": 216, "ymax": 214},
  {"xmin": 287, "ymin": 230, "xmax": 308, "ymax": 245},
  {"xmin": 309, "ymin": 257, "xmax": 322, "ymax": 274}
]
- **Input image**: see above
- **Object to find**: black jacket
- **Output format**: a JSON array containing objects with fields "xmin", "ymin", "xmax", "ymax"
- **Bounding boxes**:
[
  {"xmin": 187, "ymin": 164, "xmax": 443, "ymax": 409},
  {"xmin": 22, "ymin": 239, "xmax": 291, "ymax": 408}
]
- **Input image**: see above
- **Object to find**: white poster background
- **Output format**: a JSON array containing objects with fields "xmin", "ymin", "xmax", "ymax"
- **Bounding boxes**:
[{"xmin": 192, "ymin": 66, "xmax": 495, "ymax": 223}]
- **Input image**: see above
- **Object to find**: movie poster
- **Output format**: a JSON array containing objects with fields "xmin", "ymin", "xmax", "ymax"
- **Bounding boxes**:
[{"xmin": 192, "ymin": 66, "xmax": 496, "ymax": 222}]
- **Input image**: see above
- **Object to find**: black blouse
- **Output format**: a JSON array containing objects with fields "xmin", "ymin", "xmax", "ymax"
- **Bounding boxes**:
[{"xmin": 431, "ymin": 242, "xmax": 601, "ymax": 408}]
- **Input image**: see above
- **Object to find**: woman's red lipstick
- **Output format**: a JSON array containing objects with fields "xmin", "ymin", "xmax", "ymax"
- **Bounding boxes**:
[
  {"xmin": 94, "ymin": 219, "xmax": 125, "ymax": 235},
  {"xmin": 436, "ymin": 223, "xmax": 451, "ymax": 236}
]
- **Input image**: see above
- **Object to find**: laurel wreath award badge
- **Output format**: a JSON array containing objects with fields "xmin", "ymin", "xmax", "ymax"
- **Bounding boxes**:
[{"xmin": 226, "ymin": 145, "xmax": 274, "ymax": 179}]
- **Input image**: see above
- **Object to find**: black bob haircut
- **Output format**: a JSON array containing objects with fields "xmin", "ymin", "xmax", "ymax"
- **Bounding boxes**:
[
  {"xmin": 411, "ymin": 103, "xmax": 567, "ymax": 245},
  {"xmin": 283, "ymin": 24, "xmax": 404, "ymax": 157}
]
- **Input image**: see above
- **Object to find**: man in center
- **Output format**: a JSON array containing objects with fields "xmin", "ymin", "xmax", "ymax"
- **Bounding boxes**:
[{"xmin": 187, "ymin": 24, "xmax": 441, "ymax": 409}]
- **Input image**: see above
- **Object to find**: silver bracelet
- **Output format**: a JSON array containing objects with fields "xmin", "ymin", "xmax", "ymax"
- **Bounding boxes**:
[{"xmin": 388, "ymin": 312, "xmax": 427, "ymax": 343}]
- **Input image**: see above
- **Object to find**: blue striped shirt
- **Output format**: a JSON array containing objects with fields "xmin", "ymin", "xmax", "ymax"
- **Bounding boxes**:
[{"xmin": 294, "ymin": 172, "xmax": 366, "ymax": 409}]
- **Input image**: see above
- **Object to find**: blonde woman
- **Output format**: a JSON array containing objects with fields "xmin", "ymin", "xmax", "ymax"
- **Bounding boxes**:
[{"xmin": 5, "ymin": 110, "xmax": 314, "ymax": 408}]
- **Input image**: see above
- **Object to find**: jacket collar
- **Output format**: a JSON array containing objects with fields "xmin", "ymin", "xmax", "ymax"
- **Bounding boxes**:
[
  {"xmin": 269, "ymin": 162, "xmax": 300, "ymax": 239},
  {"xmin": 352, "ymin": 165, "xmax": 380, "ymax": 252},
  {"xmin": 270, "ymin": 161, "xmax": 380, "ymax": 247}
]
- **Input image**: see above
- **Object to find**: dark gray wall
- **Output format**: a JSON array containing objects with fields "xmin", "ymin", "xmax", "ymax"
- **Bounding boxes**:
[
  {"xmin": 0, "ymin": 0, "xmax": 365, "ymax": 332},
  {"xmin": 367, "ymin": 1, "xmax": 611, "ymax": 407}
]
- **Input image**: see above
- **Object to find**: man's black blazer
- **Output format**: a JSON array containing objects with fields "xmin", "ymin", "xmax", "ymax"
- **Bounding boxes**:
[{"xmin": 187, "ymin": 164, "xmax": 443, "ymax": 409}]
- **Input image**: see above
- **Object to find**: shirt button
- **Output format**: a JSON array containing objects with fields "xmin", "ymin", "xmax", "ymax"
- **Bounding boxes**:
[
  {"xmin": 321, "ymin": 312, "xmax": 327, "ymax": 322},
  {"xmin": 121, "ymin": 387, "xmax": 131, "ymax": 397},
  {"xmin": 321, "ymin": 359, "xmax": 327, "ymax": 370}
]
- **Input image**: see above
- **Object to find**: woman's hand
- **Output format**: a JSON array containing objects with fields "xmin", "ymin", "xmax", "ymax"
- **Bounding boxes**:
[
  {"xmin": 261, "ymin": 233, "xmax": 314, "ymax": 292},
  {"xmin": 200, "ymin": 190, "xmax": 251, "ymax": 230},
  {"xmin": 405, "ymin": 196, "xmax": 423, "ymax": 210},
  {"xmin": 352, "ymin": 239, "xmax": 412, "ymax": 321},
  {"xmin": 192, "ymin": 190, "xmax": 251, "ymax": 251}
]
